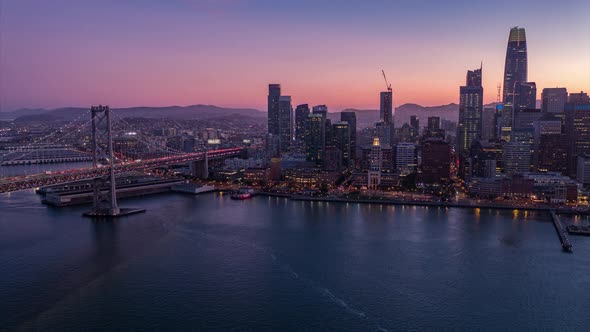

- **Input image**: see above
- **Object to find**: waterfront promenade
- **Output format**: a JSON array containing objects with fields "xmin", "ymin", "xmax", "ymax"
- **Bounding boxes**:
[{"xmin": 258, "ymin": 192, "xmax": 590, "ymax": 215}]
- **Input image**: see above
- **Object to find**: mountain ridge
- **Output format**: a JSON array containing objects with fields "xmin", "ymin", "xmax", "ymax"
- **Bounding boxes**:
[
  {"xmin": 1, "ymin": 105, "xmax": 265, "ymax": 122},
  {"xmin": 3, "ymin": 102, "xmax": 488, "ymax": 126}
]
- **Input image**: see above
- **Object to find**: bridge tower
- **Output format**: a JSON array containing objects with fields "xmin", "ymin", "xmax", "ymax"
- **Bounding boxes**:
[{"xmin": 84, "ymin": 105, "xmax": 121, "ymax": 216}]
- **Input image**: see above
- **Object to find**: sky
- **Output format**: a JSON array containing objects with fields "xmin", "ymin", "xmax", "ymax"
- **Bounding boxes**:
[{"xmin": 0, "ymin": 0, "xmax": 589, "ymax": 112}]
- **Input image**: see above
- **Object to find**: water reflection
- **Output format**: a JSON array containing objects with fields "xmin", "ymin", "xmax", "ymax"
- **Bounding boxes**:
[{"xmin": 91, "ymin": 220, "xmax": 119, "ymax": 262}]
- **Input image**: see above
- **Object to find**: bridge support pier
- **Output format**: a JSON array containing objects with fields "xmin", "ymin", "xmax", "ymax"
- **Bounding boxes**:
[{"xmin": 190, "ymin": 153, "xmax": 209, "ymax": 179}]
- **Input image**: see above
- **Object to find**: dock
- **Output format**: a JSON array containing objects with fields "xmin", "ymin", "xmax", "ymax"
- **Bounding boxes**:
[
  {"xmin": 41, "ymin": 176, "xmax": 185, "ymax": 207},
  {"xmin": 566, "ymin": 224, "xmax": 590, "ymax": 236},
  {"xmin": 550, "ymin": 209, "xmax": 573, "ymax": 252}
]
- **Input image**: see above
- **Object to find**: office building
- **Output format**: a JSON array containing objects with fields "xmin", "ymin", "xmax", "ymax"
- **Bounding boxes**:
[
  {"xmin": 420, "ymin": 139, "xmax": 451, "ymax": 184},
  {"xmin": 577, "ymin": 155, "xmax": 590, "ymax": 186},
  {"xmin": 380, "ymin": 91, "xmax": 393, "ymax": 125},
  {"xmin": 565, "ymin": 101, "xmax": 590, "ymax": 176},
  {"xmin": 361, "ymin": 142, "xmax": 394, "ymax": 172},
  {"xmin": 458, "ymin": 65, "xmax": 483, "ymax": 156},
  {"xmin": 305, "ymin": 114, "xmax": 324, "ymax": 163},
  {"xmin": 368, "ymin": 138, "xmax": 383, "ymax": 190},
  {"xmin": 267, "ymin": 84, "xmax": 281, "ymax": 136},
  {"xmin": 541, "ymin": 88, "xmax": 568, "ymax": 114},
  {"xmin": 503, "ymin": 128, "xmax": 533, "ymax": 174},
  {"xmin": 514, "ymin": 108, "xmax": 542, "ymax": 130},
  {"xmin": 513, "ymin": 82, "xmax": 536, "ymax": 113},
  {"xmin": 536, "ymin": 134, "xmax": 568, "ymax": 174},
  {"xmin": 501, "ymin": 27, "xmax": 528, "ymax": 134},
  {"xmin": 312, "ymin": 105, "xmax": 328, "ymax": 118},
  {"xmin": 502, "ymin": 26, "xmax": 528, "ymax": 106},
  {"xmin": 312, "ymin": 105, "xmax": 329, "ymax": 149},
  {"xmin": 340, "ymin": 111, "xmax": 357, "ymax": 161},
  {"xmin": 428, "ymin": 116, "xmax": 440, "ymax": 130},
  {"xmin": 569, "ymin": 91, "xmax": 590, "ymax": 105},
  {"xmin": 294, "ymin": 104, "xmax": 310, "ymax": 142},
  {"xmin": 533, "ymin": 113, "xmax": 567, "ymax": 173},
  {"xmin": 376, "ymin": 121, "xmax": 393, "ymax": 146},
  {"xmin": 410, "ymin": 116, "xmax": 420, "ymax": 142},
  {"xmin": 470, "ymin": 140, "xmax": 503, "ymax": 178},
  {"xmin": 481, "ymin": 107, "xmax": 497, "ymax": 141},
  {"xmin": 322, "ymin": 146, "xmax": 342, "ymax": 171},
  {"xmin": 332, "ymin": 121, "xmax": 351, "ymax": 167},
  {"xmin": 395, "ymin": 143, "xmax": 416, "ymax": 175},
  {"xmin": 266, "ymin": 134, "xmax": 280, "ymax": 157},
  {"xmin": 278, "ymin": 96, "xmax": 293, "ymax": 153}
]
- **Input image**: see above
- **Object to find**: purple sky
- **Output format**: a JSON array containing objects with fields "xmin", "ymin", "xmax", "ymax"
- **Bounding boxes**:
[{"xmin": 1, "ymin": 0, "xmax": 589, "ymax": 112}]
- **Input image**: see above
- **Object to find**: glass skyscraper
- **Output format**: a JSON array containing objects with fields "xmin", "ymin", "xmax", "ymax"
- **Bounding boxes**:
[
  {"xmin": 340, "ymin": 111, "xmax": 357, "ymax": 161},
  {"xmin": 278, "ymin": 96, "xmax": 293, "ymax": 153},
  {"xmin": 502, "ymin": 27, "xmax": 527, "ymax": 104},
  {"xmin": 380, "ymin": 91, "xmax": 393, "ymax": 125},
  {"xmin": 501, "ymin": 27, "xmax": 527, "ymax": 132},
  {"xmin": 295, "ymin": 104, "xmax": 310, "ymax": 142},
  {"xmin": 458, "ymin": 65, "xmax": 483, "ymax": 156},
  {"xmin": 267, "ymin": 84, "xmax": 281, "ymax": 136}
]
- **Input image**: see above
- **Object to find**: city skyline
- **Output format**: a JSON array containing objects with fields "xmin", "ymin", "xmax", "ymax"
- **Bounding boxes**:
[
  {"xmin": 1, "ymin": 0, "xmax": 589, "ymax": 112},
  {"xmin": 2, "ymin": 2, "xmax": 590, "ymax": 330}
]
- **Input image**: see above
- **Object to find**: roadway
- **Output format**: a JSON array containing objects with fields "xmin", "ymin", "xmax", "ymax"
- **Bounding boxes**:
[{"xmin": 0, "ymin": 148, "xmax": 243, "ymax": 194}]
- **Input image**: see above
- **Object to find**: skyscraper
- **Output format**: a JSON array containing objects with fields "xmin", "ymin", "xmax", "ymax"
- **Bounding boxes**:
[
  {"xmin": 267, "ymin": 84, "xmax": 281, "ymax": 136},
  {"xmin": 569, "ymin": 91, "xmax": 590, "ymax": 105},
  {"xmin": 533, "ymin": 113, "xmax": 567, "ymax": 173},
  {"xmin": 295, "ymin": 104, "xmax": 310, "ymax": 143},
  {"xmin": 501, "ymin": 27, "xmax": 527, "ymax": 133},
  {"xmin": 368, "ymin": 138, "xmax": 383, "ymax": 190},
  {"xmin": 541, "ymin": 88, "xmax": 568, "ymax": 114},
  {"xmin": 278, "ymin": 96, "xmax": 293, "ymax": 153},
  {"xmin": 513, "ymin": 108, "xmax": 541, "ymax": 130},
  {"xmin": 481, "ymin": 107, "xmax": 496, "ymax": 141},
  {"xmin": 513, "ymin": 82, "xmax": 536, "ymax": 113},
  {"xmin": 376, "ymin": 121, "xmax": 393, "ymax": 146},
  {"xmin": 502, "ymin": 27, "xmax": 527, "ymax": 104},
  {"xmin": 410, "ymin": 116, "xmax": 420, "ymax": 142},
  {"xmin": 305, "ymin": 114, "xmax": 324, "ymax": 162},
  {"xmin": 421, "ymin": 139, "xmax": 451, "ymax": 184},
  {"xmin": 565, "ymin": 101, "xmax": 590, "ymax": 176},
  {"xmin": 458, "ymin": 65, "xmax": 483, "ymax": 156},
  {"xmin": 312, "ymin": 105, "xmax": 329, "ymax": 150},
  {"xmin": 395, "ymin": 143, "xmax": 416, "ymax": 175},
  {"xmin": 423, "ymin": 116, "xmax": 445, "ymax": 140},
  {"xmin": 380, "ymin": 91, "xmax": 393, "ymax": 125},
  {"xmin": 312, "ymin": 104, "xmax": 328, "ymax": 116},
  {"xmin": 332, "ymin": 121, "xmax": 351, "ymax": 167},
  {"xmin": 427, "ymin": 116, "xmax": 440, "ymax": 130},
  {"xmin": 503, "ymin": 128, "xmax": 534, "ymax": 174},
  {"xmin": 340, "ymin": 111, "xmax": 357, "ymax": 161}
]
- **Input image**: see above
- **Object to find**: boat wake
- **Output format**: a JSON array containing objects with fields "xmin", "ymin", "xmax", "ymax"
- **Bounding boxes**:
[
  {"xmin": 320, "ymin": 287, "xmax": 366, "ymax": 318},
  {"xmin": 178, "ymin": 226, "xmax": 390, "ymax": 331}
]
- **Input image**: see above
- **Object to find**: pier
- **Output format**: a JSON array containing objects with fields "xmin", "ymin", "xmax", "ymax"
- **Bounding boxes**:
[{"xmin": 550, "ymin": 209, "xmax": 573, "ymax": 252}]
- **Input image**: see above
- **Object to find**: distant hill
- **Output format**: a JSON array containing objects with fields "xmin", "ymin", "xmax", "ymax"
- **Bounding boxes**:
[
  {"xmin": 329, "ymin": 103, "xmax": 460, "ymax": 129},
  {"xmin": 5, "ymin": 102, "xmax": 480, "ymax": 128},
  {"xmin": 0, "ymin": 108, "xmax": 48, "ymax": 121},
  {"xmin": 394, "ymin": 103, "xmax": 459, "ymax": 127},
  {"xmin": 328, "ymin": 109, "xmax": 378, "ymax": 129},
  {"xmin": 4, "ymin": 105, "xmax": 265, "ymax": 122}
]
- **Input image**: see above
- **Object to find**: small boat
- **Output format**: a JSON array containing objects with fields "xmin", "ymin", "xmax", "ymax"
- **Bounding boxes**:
[{"xmin": 230, "ymin": 192, "xmax": 252, "ymax": 200}]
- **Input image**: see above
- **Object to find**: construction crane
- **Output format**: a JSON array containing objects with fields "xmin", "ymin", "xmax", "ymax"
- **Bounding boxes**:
[{"xmin": 381, "ymin": 70, "xmax": 392, "ymax": 92}]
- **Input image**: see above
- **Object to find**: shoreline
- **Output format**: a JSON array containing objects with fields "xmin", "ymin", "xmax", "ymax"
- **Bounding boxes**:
[{"xmin": 256, "ymin": 192, "xmax": 589, "ymax": 216}]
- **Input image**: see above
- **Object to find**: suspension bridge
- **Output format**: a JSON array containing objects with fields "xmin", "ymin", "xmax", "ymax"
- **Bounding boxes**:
[{"xmin": 0, "ymin": 105, "xmax": 245, "ymax": 216}]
